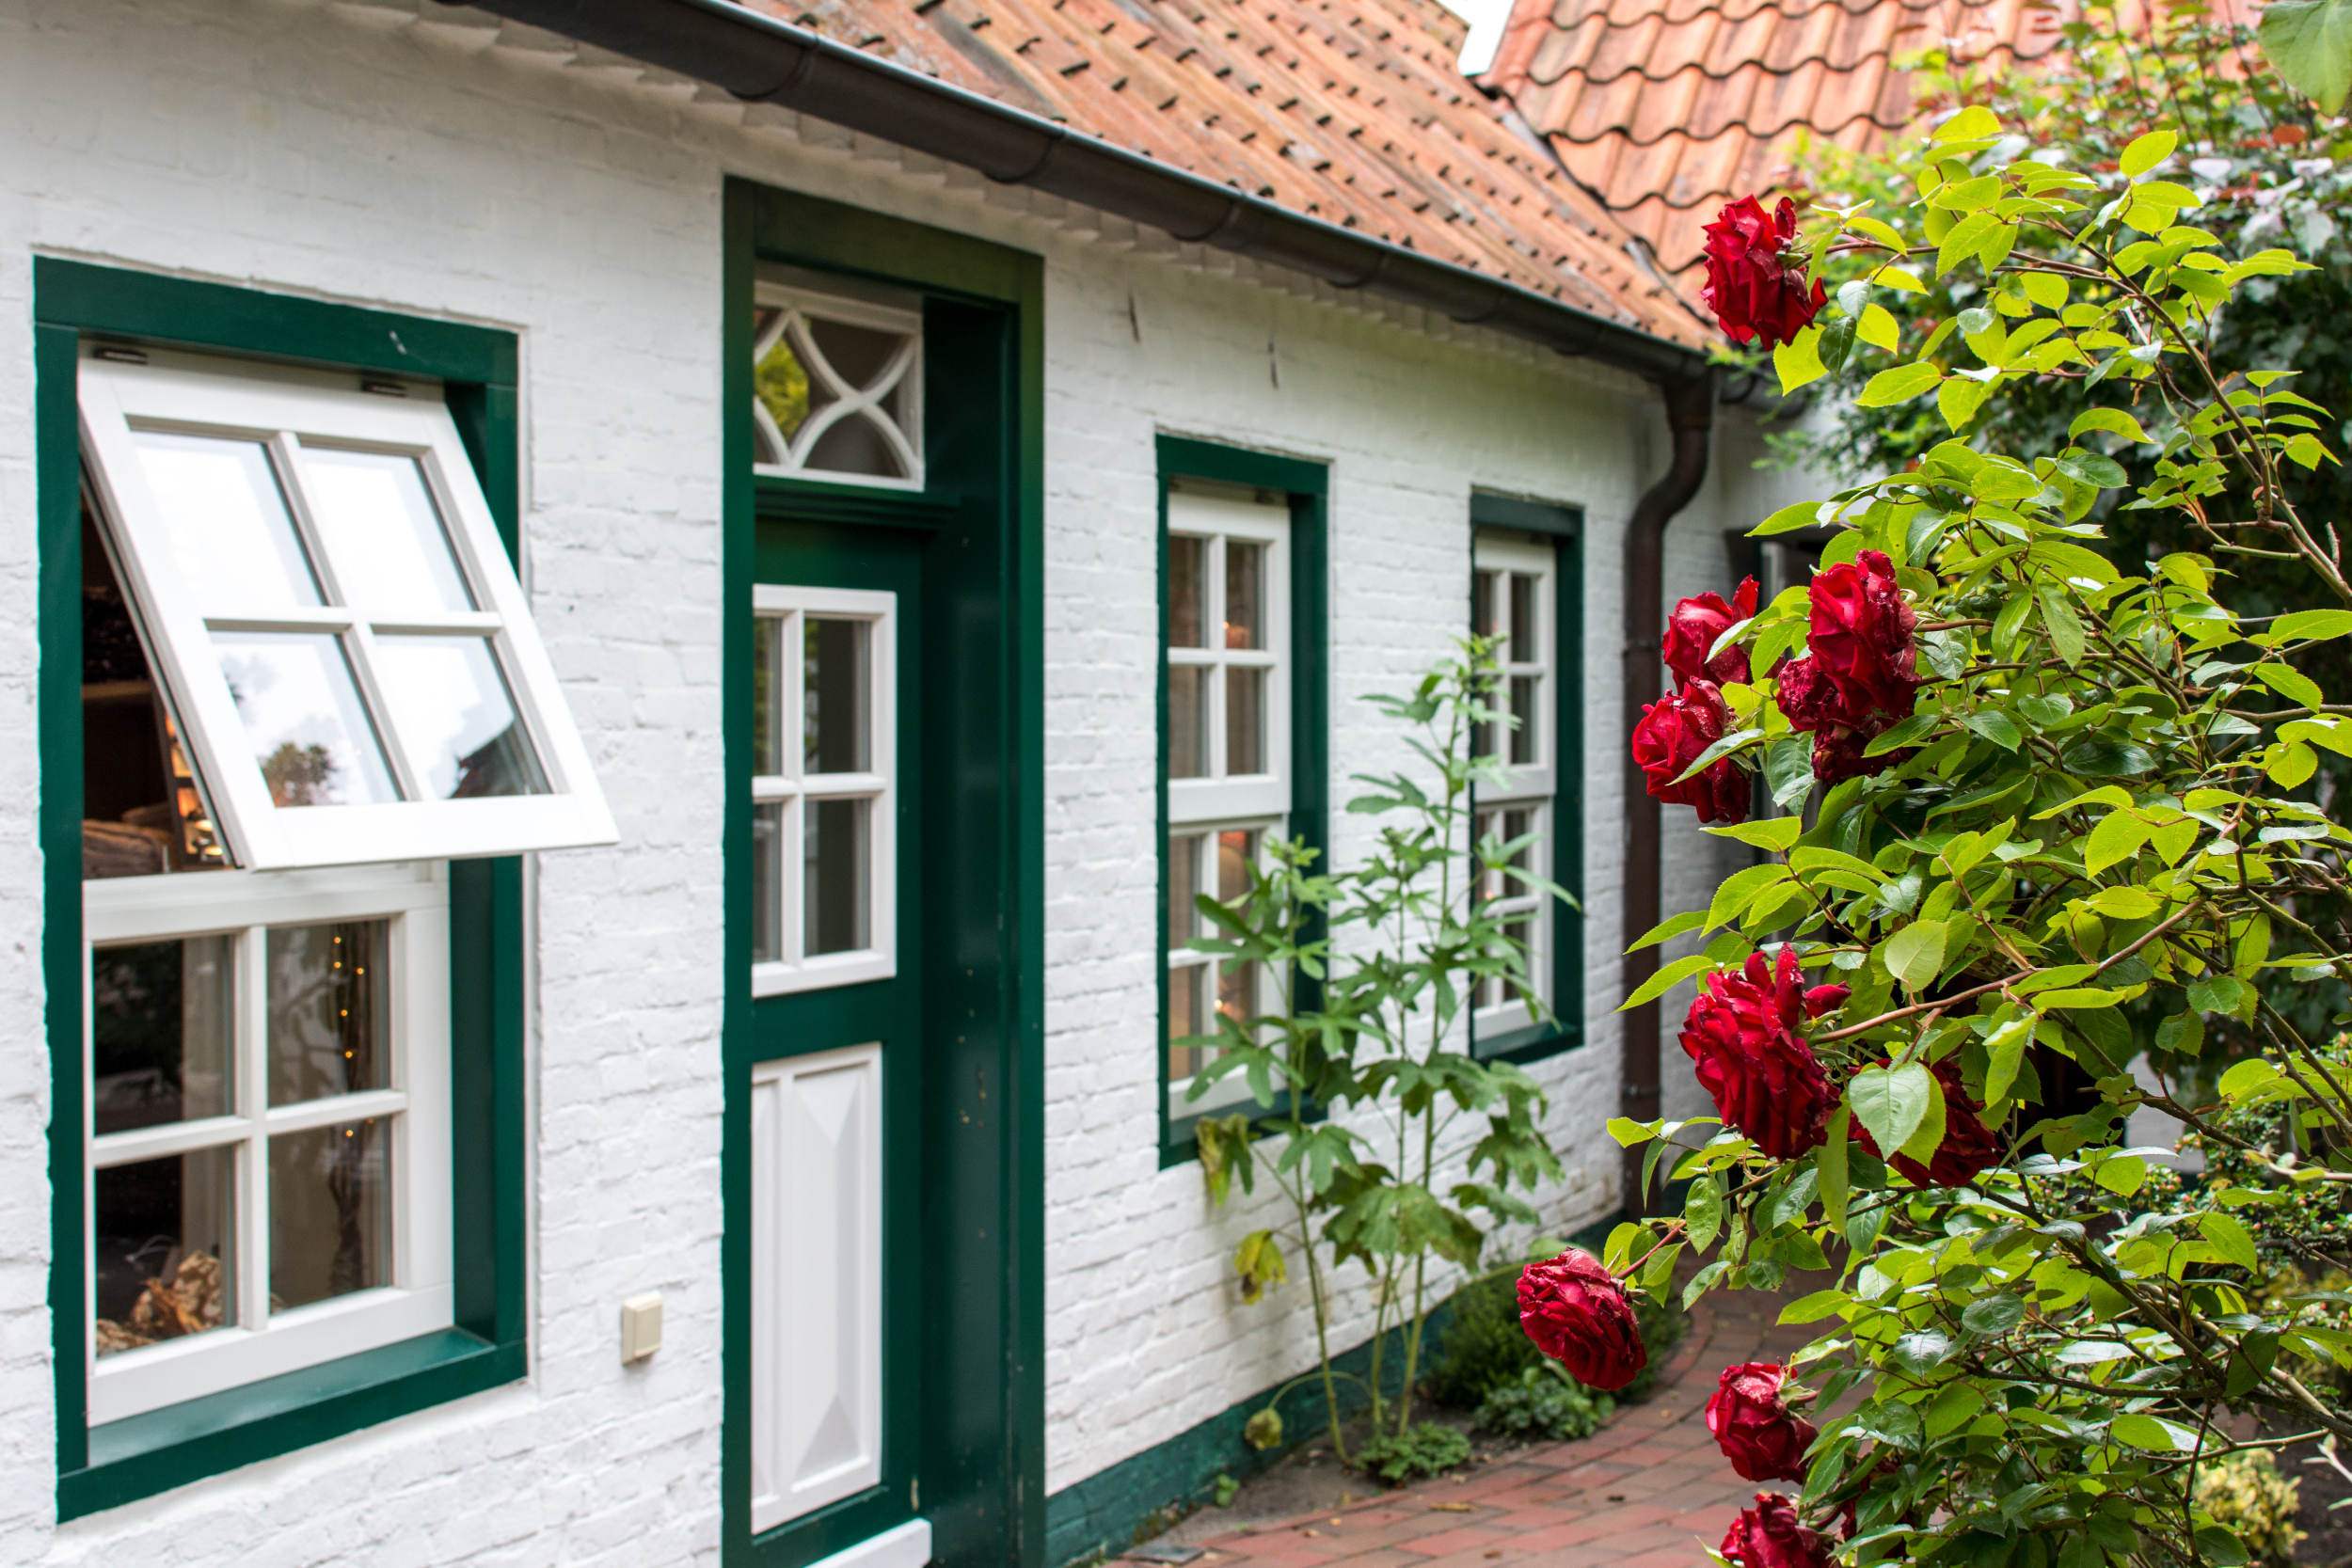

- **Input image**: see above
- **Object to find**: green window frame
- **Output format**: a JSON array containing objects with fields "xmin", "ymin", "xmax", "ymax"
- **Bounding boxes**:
[
  {"xmin": 37, "ymin": 259, "xmax": 530, "ymax": 1519},
  {"xmin": 1155, "ymin": 437, "xmax": 1328, "ymax": 1165},
  {"xmin": 1468, "ymin": 492, "xmax": 1586, "ymax": 1065}
]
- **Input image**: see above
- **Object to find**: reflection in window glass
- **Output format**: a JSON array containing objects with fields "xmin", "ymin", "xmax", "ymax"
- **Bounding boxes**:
[
  {"xmin": 1510, "ymin": 574, "xmax": 1536, "ymax": 663},
  {"xmin": 1168, "ymin": 537, "xmax": 1204, "ymax": 649},
  {"xmin": 1168, "ymin": 667, "xmax": 1206, "ymax": 779},
  {"xmin": 1510, "ymin": 675, "xmax": 1537, "ymax": 766},
  {"xmin": 805, "ymin": 798, "xmax": 869, "ymax": 956},
  {"xmin": 804, "ymin": 619, "xmax": 868, "ymax": 774},
  {"xmin": 91, "ymin": 938, "xmax": 232, "ymax": 1134},
  {"xmin": 1168, "ymin": 963, "xmax": 1210, "ymax": 1081},
  {"xmin": 1225, "ymin": 542, "xmax": 1262, "ymax": 651},
  {"xmin": 1168, "ymin": 832, "xmax": 1202, "ymax": 948},
  {"xmin": 373, "ymin": 635, "xmax": 548, "ymax": 800},
  {"xmin": 753, "ymin": 616, "xmax": 783, "ymax": 776},
  {"xmin": 753, "ymin": 313, "xmax": 825, "ymax": 446},
  {"xmin": 753, "ymin": 803, "xmax": 783, "ymax": 964},
  {"xmin": 132, "ymin": 432, "xmax": 320, "ymax": 611},
  {"xmin": 807, "ymin": 317, "xmax": 902, "ymax": 388},
  {"xmin": 213, "ymin": 632, "xmax": 398, "ymax": 807},
  {"xmin": 267, "ymin": 921, "xmax": 389, "ymax": 1107},
  {"xmin": 93, "ymin": 1148, "xmax": 235, "ymax": 1356},
  {"xmin": 1227, "ymin": 668, "xmax": 1264, "ymax": 776},
  {"xmin": 299, "ymin": 449, "xmax": 474, "ymax": 614},
  {"xmin": 269, "ymin": 1120, "xmax": 389, "ymax": 1310},
  {"xmin": 1472, "ymin": 570, "xmax": 1497, "ymax": 640},
  {"xmin": 806, "ymin": 415, "xmax": 906, "ymax": 480}
]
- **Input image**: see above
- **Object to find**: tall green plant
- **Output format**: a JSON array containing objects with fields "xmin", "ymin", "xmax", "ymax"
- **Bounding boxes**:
[{"xmin": 1188, "ymin": 636, "xmax": 1567, "ymax": 1464}]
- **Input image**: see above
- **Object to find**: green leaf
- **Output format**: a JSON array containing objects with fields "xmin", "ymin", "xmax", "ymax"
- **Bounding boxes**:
[
  {"xmin": 2255, "ymin": 664, "xmax": 2327, "ymax": 710},
  {"xmin": 1627, "ymin": 910, "xmax": 1708, "ymax": 954},
  {"xmin": 1704, "ymin": 864, "xmax": 1793, "ymax": 935},
  {"xmin": 1819, "ymin": 1105, "xmax": 1850, "ymax": 1225},
  {"xmin": 1778, "ymin": 1288, "xmax": 1849, "ymax": 1324},
  {"xmin": 1857, "ymin": 302, "xmax": 1901, "ymax": 352},
  {"xmin": 1983, "ymin": 1011, "xmax": 2035, "ymax": 1105},
  {"xmin": 1856, "ymin": 362, "xmax": 1946, "ymax": 407},
  {"xmin": 2084, "ymin": 884, "xmax": 2161, "ymax": 919},
  {"xmin": 1896, "ymin": 1070, "xmax": 1947, "ymax": 1166},
  {"xmin": 2110, "ymin": 1412, "xmax": 2182, "ymax": 1451},
  {"xmin": 1960, "ymin": 710, "xmax": 2022, "ymax": 751},
  {"xmin": 1705, "ymin": 816, "xmax": 1804, "ymax": 852},
  {"xmin": 2272, "ymin": 609, "xmax": 2352, "ymax": 644},
  {"xmin": 1934, "ymin": 104, "xmax": 2001, "ymax": 142},
  {"xmin": 1883, "ymin": 920, "xmax": 1948, "ymax": 992},
  {"xmin": 2085, "ymin": 811, "xmax": 2153, "ymax": 876},
  {"xmin": 1619, "ymin": 952, "xmax": 1715, "ymax": 1013},
  {"xmin": 1670, "ymin": 725, "xmax": 1765, "ymax": 784},
  {"xmin": 1938, "ymin": 374, "xmax": 1994, "ymax": 432},
  {"xmin": 2055, "ymin": 449, "xmax": 2130, "ymax": 489},
  {"xmin": 2060, "ymin": 739, "xmax": 2156, "ymax": 777},
  {"xmin": 1685, "ymin": 1176, "xmax": 1724, "ymax": 1252},
  {"xmin": 2188, "ymin": 974, "xmax": 2249, "ymax": 1015},
  {"xmin": 2120, "ymin": 130, "xmax": 2178, "ymax": 178},
  {"xmin": 1775, "ymin": 325, "xmax": 1828, "ymax": 396},
  {"xmin": 2199, "ymin": 1210, "xmax": 2261, "ymax": 1272},
  {"xmin": 1753, "ymin": 500, "xmax": 1831, "ymax": 537},
  {"xmin": 2196, "ymin": 1527, "xmax": 2251, "ymax": 1567},
  {"xmin": 1866, "ymin": 712, "xmax": 1940, "ymax": 757},
  {"xmin": 1850, "ymin": 1060, "xmax": 1933, "ymax": 1154},
  {"xmin": 2258, "ymin": 0, "xmax": 2352, "ymax": 111},
  {"xmin": 2070, "ymin": 407, "xmax": 2152, "ymax": 445},
  {"xmin": 2039, "ymin": 587, "xmax": 2088, "ymax": 667},
  {"xmin": 1962, "ymin": 1293, "xmax": 2026, "ymax": 1335}
]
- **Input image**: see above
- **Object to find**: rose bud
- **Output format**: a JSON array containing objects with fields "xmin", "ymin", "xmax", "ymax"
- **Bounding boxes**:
[
  {"xmin": 1700, "ymin": 196, "xmax": 1827, "ymax": 350},
  {"xmin": 1720, "ymin": 1493, "xmax": 1836, "ymax": 1568},
  {"xmin": 1516, "ymin": 1249, "xmax": 1647, "ymax": 1391},
  {"xmin": 1706, "ymin": 1362, "xmax": 1819, "ymax": 1483},
  {"xmin": 1631, "ymin": 678, "xmax": 1748, "ymax": 825},
  {"xmin": 1853, "ymin": 1056, "xmax": 2003, "ymax": 1187},
  {"xmin": 1679, "ymin": 947, "xmax": 1849, "ymax": 1160},
  {"xmin": 1663, "ymin": 578, "xmax": 1760, "ymax": 690}
]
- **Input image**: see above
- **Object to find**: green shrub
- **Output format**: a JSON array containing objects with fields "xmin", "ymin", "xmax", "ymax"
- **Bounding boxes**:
[
  {"xmin": 1352, "ymin": 1422, "xmax": 1471, "ymax": 1484},
  {"xmin": 1473, "ymin": 1365, "xmax": 1614, "ymax": 1442},
  {"xmin": 2194, "ymin": 1450, "xmax": 2305, "ymax": 1568},
  {"xmin": 1422, "ymin": 1264, "xmax": 1688, "ymax": 1410}
]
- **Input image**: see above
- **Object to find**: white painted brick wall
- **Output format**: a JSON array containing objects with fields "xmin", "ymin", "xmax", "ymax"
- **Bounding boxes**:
[{"xmin": 0, "ymin": 0, "xmax": 1796, "ymax": 1555}]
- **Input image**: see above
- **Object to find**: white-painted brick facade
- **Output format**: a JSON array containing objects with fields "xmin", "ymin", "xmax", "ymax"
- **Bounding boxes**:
[{"xmin": 0, "ymin": 0, "xmax": 1805, "ymax": 1558}]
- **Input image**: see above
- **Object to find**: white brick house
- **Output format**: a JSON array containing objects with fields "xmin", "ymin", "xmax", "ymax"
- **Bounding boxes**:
[{"xmin": 0, "ymin": 0, "xmax": 1800, "ymax": 1563}]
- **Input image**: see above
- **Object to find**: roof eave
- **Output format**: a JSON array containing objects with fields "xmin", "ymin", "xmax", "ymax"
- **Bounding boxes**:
[{"xmin": 451, "ymin": 0, "xmax": 1713, "ymax": 384}]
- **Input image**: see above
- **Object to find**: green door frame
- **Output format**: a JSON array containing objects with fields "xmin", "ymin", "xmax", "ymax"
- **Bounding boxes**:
[
  {"xmin": 33, "ymin": 259, "xmax": 530, "ymax": 1518},
  {"xmin": 722, "ymin": 182, "xmax": 1046, "ymax": 1568}
]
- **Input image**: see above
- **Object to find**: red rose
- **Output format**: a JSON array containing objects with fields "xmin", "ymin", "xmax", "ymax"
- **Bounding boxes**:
[
  {"xmin": 1631, "ymin": 678, "xmax": 1748, "ymax": 825},
  {"xmin": 1706, "ymin": 1362, "xmax": 1819, "ymax": 1483},
  {"xmin": 1679, "ymin": 947, "xmax": 1849, "ymax": 1159},
  {"xmin": 1664, "ymin": 578, "xmax": 1759, "ymax": 690},
  {"xmin": 1701, "ymin": 197, "xmax": 1827, "ymax": 350},
  {"xmin": 1854, "ymin": 1056, "xmax": 2004, "ymax": 1187},
  {"xmin": 1721, "ymin": 1493, "xmax": 1836, "ymax": 1568},
  {"xmin": 1516, "ymin": 1249, "xmax": 1647, "ymax": 1391},
  {"xmin": 1774, "ymin": 551, "xmax": 1922, "ymax": 785}
]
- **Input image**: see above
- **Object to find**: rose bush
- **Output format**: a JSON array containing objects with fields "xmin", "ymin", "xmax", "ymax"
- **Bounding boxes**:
[
  {"xmin": 1708, "ymin": 1362, "xmax": 1821, "ymax": 1484},
  {"xmin": 1600, "ymin": 71, "xmax": 2352, "ymax": 1568},
  {"xmin": 1634, "ymin": 679, "xmax": 1751, "ymax": 825},
  {"xmin": 1515, "ymin": 1248, "xmax": 1648, "ymax": 1392}
]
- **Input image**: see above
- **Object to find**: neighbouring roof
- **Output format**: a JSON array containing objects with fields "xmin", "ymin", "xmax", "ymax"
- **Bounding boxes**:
[
  {"xmin": 1483, "ymin": 0, "xmax": 2071, "ymax": 279},
  {"xmin": 745, "ymin": 0, "xmax": 1714, "ymax": 347}
]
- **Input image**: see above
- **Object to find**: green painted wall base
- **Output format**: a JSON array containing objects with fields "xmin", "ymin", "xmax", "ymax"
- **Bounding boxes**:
[{"xmin": 1042, "ymin": 1212, "xmax": 1622, "ymax": 1568}]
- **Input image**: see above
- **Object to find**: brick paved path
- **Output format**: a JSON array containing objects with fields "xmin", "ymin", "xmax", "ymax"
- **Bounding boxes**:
[{"xmin": 1166, "ymin": 1286, "xmax": 1814, "ymax": 1568}]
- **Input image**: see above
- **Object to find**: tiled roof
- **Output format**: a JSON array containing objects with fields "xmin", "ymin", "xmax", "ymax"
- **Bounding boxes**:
[
  {"xmin": 1484, "ymin": 0, "xmax": 2071, "ymax": 277},
  {"xmin": 745, "ymin": 0, "xmax": 1713, "ymax": 347}
]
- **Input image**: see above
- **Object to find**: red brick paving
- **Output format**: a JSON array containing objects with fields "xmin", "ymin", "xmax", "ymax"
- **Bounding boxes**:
[{"xmin": 1142, "ymin": 1285, "xmax": 1816, "ymax": 1568}]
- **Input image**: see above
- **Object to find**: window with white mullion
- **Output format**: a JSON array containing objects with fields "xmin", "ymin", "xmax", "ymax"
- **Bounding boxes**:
[
  {"xmin": 1472, "ymin": 533, "xmax": 1557, "ymax": 1031},
  {"xmin": 751, "ymin": 587, "xmax": 897, "ymax": 996}
]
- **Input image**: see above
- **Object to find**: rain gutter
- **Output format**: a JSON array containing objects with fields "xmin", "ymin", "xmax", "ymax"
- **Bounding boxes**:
[{"xmin": 441, "ymin": 0, "xmax": 1711, "ymax": 384}]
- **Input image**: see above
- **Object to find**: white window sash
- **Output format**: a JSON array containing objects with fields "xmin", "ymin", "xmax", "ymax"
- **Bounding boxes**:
[
  {"xmin": 1473, "ymin": 531, "xmax": 1558, "ymax": 1034},
  {"xmin": 84, "ymin": 863, "xmax": 453, "ymax": 1424},
  {"xmin": 751, "ymin": 584, "xmax": 898, "ymax": 997},
  {"xmin": 1164, "ymin": 814, "xmax": 1285, "ymax": 1119},
  {"xmin": 77, "ymin": 351, "xmax": 615, "ymax": 871},
  {"xmin": 1166, "ymin": 489, "xmax": 1291, "ymax": 830}
]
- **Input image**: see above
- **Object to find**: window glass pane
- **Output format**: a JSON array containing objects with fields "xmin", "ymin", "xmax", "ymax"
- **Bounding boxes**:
[
  {"xmin": 270, "ymin": 1119, "xmax": 390, "ymax": 1310},
  {"xmin": 1509, "ymin": 674, "xmax": 1538, "ymax": 766},
  {"xmin": 299, "ymin": 449, "xmax": 474, "ymax": 614},
  {"xmin": 1504, "ymin": 807, "xmax": 1534, "ymax": 871},
  {"xmin": 754, "ymin": 802, "xmax": 784, "ymax": 964},
  {"xmin": 807, "ymin": 317, "xmax": 908, "ymax": 390},
  {"xmin": 805, "ymin": 797, "xmax": 870, "ymax": 956},
  {"xmin": 1502, "ymin": 918, "xmax": 1533, "ymax": 1003},
  {"xmin": 755, "ymin": 320, "xmax": 819, "ymax": 444},
  {"xmin": 1217, "ymin": 828, "xmax": 1256, "ymax": 904},
  {"xmin": 754, "ymin": 616, "xmax": 784, "ymax": 776},
  {"xmin": 1217, "ymin": 958, "xmax": 1258, "ymax": 1030},
  {"xmin": 267, "ymin": 921, "xmax": 390, "ymax": 1107},
  {"xmin": 373, "ymin": 635, "xmax": 548, "ymax": 800},
  {"xmin": 1509, "ymin": 573, "xmax": 1537, "ymax": 663},
  {"xmin": 806, "ymin": 413, "xmax": 907, "ymax": 480},
  {"xmin": 1168, "ymin": 667, "xmax": 1206, "ymax": 779},
  {"xmin": 1473, "ymin": 570, "xmax": 1498, "ymax": 640},
  {"xmin": 1168, "ymin": 832, "xmax": 1202, "ymax": 948},
  {"xmin": 94, "ymin": 1147, "xmax": 236, "ymax": 1356},
  {"xmin": 213, "ymin": 632, "xmax": 399, "ymax": 806},
  {"xmin": 1225, "ymin": 542, "xmax": 1262, "ymax": 651},
  {"xmin": 1227, "ymin": 667, "xmax": 1264, "ymax": 776},
  {"xmin": 1168, "ymin": 537, "xmax": 1204, "ymax": 649},
  {"xmin": 1168, "ymin": 962, "xmax": 1209, "ymax": 1082},
  {"xmin": 131, "ymin": 431, "xmax": 320, "ymax": 611},
  {"xmin": 92, "ymin": 937, "xmax": 232, "ymax": 1133},
  {"xmin": 804, "ymin": 619, "xmax": 869, "ymax": 774}
]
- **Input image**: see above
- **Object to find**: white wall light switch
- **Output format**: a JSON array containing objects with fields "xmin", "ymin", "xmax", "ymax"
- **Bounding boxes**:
[{"xmin": 620, "ymin": 1291, "xmax": 664, "ymax": 1363}]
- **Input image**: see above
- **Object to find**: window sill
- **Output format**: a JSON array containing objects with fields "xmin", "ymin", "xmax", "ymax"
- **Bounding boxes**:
[
  {"xmin": 62, "ymin": 1327, "xmax": 522, "ymax": 1521},
  {"xmin": 1471, "ymin": 1021, "xmax": 1584, "ymax": 1065}
]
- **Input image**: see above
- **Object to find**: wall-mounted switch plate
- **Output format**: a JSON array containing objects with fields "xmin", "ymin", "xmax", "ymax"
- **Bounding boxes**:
[{"xmin": 620, "ymin": 1291, "xmax": 663, "ymax": 1363}]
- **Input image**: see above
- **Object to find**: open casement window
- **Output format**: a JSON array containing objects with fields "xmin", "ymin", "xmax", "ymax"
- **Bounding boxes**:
[
  {"xmin": 751, "ymin": 277, "xmax": 923, "ymax": 490},
  {"xmin": 750, "ymin": 586, "xmax": 898, "ymax": 996},
  {"xmin": 76, "ymin": 349, "xmax": 613, "ymax": 870},
  {"xmin": 1471, "ymin": 532, "xmax": 1555, "ymax": 1040},
  {"xmin": 83, "ymin": 862, "xmax": 452, "ymax": 1423},
  {"xmin": 1165, "ymin": 488, "xmax": 1291, "ymax": 1119}
]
